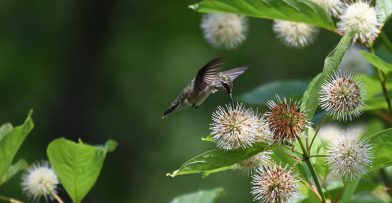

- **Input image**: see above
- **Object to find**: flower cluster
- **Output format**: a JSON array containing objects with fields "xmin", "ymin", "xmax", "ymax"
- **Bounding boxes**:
[
  {"xmin": 201, "ymin": 13, "xmax": 248, "ymax": 49},
  {"xmin": 326, "ymin": 130, "xmax": 372, "ymax": 181},
  {"xmin": 319, "ymin": 71, "xmax": 365, "ymax": 121},
  {"xmin": 266, "ymin": 97, "xmax": 310, "ymax": 143},
  {"xmin": 251, "ymin": 164, "xmax": 298, "ymax": 203},
  {"xmin": 21, "ymin": 162, "xmax": 59, "ymax": 200}
]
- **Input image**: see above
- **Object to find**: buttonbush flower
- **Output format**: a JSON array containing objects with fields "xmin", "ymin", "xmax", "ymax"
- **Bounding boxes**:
[
  {"xmin": 326, "ymin": 130, "xmax": 372, "ymax": 181},
  {"xmin": 238, "ymin": 151, "xmax": 272, "ymax": 175},
  {"xmin": 338, "ymin": 0, "xmax": 382, "ymax": 45},
  {"xmin": 201, "ymin": 13, "xmax": 248, "ymax": 49},
  {"xmin": 273, "ymin": 20, "xmax": 318, "ymax": 48},
  {"xmin": 266, "ymin": 97, "xmax": 310, "ymax": 143},
  {"xmin": 312, "ymin": 0, "xmax": 343, "ymax": 16},
  {"xmin": 210, "ymin": 103, "xmax": 259, "ymax": 150},
  {"xmin": 251, "ymin": 164, "xmax": 299, "ymax": 203},
  {"xmin": 21, "ymin": 161, "xmax": 59, "ymax": 200},
  {"xmin": 319, "ymin": 71, "xmax": 365, "ymax": 121}
]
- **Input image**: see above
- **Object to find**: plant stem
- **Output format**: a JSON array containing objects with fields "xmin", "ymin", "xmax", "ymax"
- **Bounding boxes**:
[
  {"xmin": 0, "ymin": 195, "xmax": 24, "ymax": 203},
  {"xmin": 377, "ymin": 70, "xmax": 392, "ymax": 114},
  {"xmin": 296, "ymin": 135, "xmax": 327, "ymax": 203},
  {"xmin": 380, "ymin": 32, "xmax": 392, "ymax": 53},
  {"xmin": 52, "ymin": 193, "xmax": 64, "ymax": 203},
  {"xmin": 309, "ymin": 154, "xmax": 329, "ymax": 158},
  {"xmin": 308, "ymin": 116, "xmax": 327, "ymax": 152},
  {"xmin": 369, "ymin": 47, "xmax": 392, "ymax": 115}
]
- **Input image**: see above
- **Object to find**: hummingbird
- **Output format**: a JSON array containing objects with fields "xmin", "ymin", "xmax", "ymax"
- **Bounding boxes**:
[{"xmin": 162, "ymin": 57, "xmax": 248, "ymax": 118}]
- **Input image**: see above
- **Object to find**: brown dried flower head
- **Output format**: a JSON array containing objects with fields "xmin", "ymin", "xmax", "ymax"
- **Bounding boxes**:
[{"xmin": 266, "ymin": 96, "xmax": 310, "ymax": 143}]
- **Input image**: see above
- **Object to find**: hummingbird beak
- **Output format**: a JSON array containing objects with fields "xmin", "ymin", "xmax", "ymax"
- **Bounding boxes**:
[{"xmin": 229, "ymin": 93, "xmax": 234, "ymax": 104}]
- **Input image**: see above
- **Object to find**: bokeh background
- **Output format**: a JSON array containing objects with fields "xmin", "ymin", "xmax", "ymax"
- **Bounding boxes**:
[{"xmin": 1, "ymin": 0, "xmax": 392, "ymax": 202}]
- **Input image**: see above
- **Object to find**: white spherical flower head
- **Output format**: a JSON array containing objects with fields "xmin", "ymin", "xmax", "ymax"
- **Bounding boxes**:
[
  {"xmin": 312, "ymin": 0, "xmax": 344, "ymax": 16},
  {"xmin": 238, "ymin": 151, "xmax": 272, "ymax": 175},
  {"xmin": 326, "ymin": 131, "xmax": 372, "ymax": 181},
  {"xmin": 21, "ymin": 162, "xmax": 59, "ymax": 199},
  {"xmin": 201, "ymin": 13, "xmax": 248, "ymax": 49},
  {"xmin": 319, "ymin": 71, "xmax": 366, "ymax": 121},
  {"xmin": 210, "ymin": 103, "xmax": 259, "ymax": 150},
  {"xmin": 273, "ymin": 20, "xmax": 318, "ymax": 48},
  {"xmin": 251, "ymin": 164, "xmax": 299, "ymax": 203},
  {"xmin": 338, "ymin": 1, "xmax": 382, "ymax": 45}
]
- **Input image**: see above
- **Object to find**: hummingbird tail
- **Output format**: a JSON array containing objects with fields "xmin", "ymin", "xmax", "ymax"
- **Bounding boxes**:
[
  {"xmin": 162, "ymin": 102, "xmax": 180, "ymax": 118},
  {"xmin": 221, "ymin": 65, "xmax": 249, "ymax": 81}
]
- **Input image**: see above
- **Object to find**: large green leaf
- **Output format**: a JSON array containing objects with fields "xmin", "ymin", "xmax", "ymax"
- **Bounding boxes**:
[
  {"xmin": 338, "ymin": 180, "xmax": 359, "ymax": 203},
  {"xmin": 0, "ymin": 111, "xmax": 34, "ymax": 186},
  {"xmin": 301, "ymin": 32, "xmax": 354, "ymax": 119},
  {"xmin": 47, "ymin": 138, "xmax": 118, "ymax": 203},
  {"xmin": 360, "ymin": 51, "xmax": 392, "ymax": 75},
  {"xmin": 170, "ymin": 188, "xmax": 224, "ymax": 203},
  {"xmin": 368, "ymin": 128, "xmax": 392, "ymax": 169},
  {"xmin": 167, "ymin": 142, "xmax": 270, "ymax": 177},
  {"xmin": 376, "ymin": 0, "xmax": 392, "ymax": 23},
  {"xmin": 242, "ymin": 80, "xmax": 309, "ymax": 105},
  {"xmin": 0, "ymin": 159, "xmax": 28, "ymax": 185},
  {"xmin": 190, "ymin": 0, "xmax": 336, "ymax": 31}
]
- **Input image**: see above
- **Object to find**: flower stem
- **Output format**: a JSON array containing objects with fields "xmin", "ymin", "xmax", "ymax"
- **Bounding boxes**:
[
  {"xmin": 380, "ymin": 31, "xmax": 392, "ymax": 53},
  {"xmin": 0, "ymin": 195, "xmax": 24, "ymax": 203},
  {"xmin": 308, "ymin": 154, "xmax": 329, "ymax": 158},
  {"xmin": 308, "ymin": 116, "xmax": 327, "ymax": 152},
  {"xmin": 52, "ymin": 193, "xmax": 64, "ymax": 203},
  {"xmin": 296, "ymin": 135, "xmax": 327, "ymax": 203},
  {"xmin": 370, "ymin": 47, "xmax": 392, "ymax": 115}
]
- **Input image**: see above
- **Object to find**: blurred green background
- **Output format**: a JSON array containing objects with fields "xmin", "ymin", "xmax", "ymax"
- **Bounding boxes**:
[{"xmin": 0, "ymin": 0, "xmax": 391, "ymax": 202}]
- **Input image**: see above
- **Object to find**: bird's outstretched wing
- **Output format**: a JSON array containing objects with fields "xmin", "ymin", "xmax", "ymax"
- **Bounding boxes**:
[
  {"xmin": 194, "ymin": 57, "xmax": 223, "ymax": 93},
  {"xmin": 221, "ymin": 65, "xmax": 249, "ymax": 81}
]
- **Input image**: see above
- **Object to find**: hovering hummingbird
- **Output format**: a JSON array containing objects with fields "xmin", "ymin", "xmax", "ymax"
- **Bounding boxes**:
[{"xmin": 162, "ymin": 57, "xmax": 248, "ymax": 118}]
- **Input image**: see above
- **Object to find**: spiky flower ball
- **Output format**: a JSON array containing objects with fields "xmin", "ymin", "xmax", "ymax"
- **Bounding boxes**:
[
  {"xmin": 273, "ymin": 20, "xmax": 318, "ymax": 48},
  {"xmin": 21, "ymin": 162, "xmax": 59, "ymax": 200},
  {"xmin": 266, "ymin": 97, "xmax": 310, "ymax": 142},
  {"xmin": 251, "ymin": 164, "xmax": 299, "ymax": 203},
  {"xmin": 210, "ymin": 103, "xmax": 259, "ymax": 150},
  {"xmin": 201, "ymin": 13, "xmax": 248, "ymax": 49},
  {"xmin": 238, "ymin": 151, "xmax": 272, "ymax": 175},
  {"xmin": 312, "ymin": 0, "xmax": 343, "ymax": 16},
  {"xmin": 326, "ymin": 131, "xmax": 372, "ymax": 181},
  {"xmin": 338, "ymin": 0, "xmax": 382, "ymax": 45},
  {"xmin": 319, "ymin": 71, "xmax": 365, "ymax": 121}
]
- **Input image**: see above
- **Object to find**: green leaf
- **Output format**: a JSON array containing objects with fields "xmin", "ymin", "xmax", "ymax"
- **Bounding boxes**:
[
  {"xmin": 0, "ymin": 110, "xmax": 34, "ymax": 186},
  {"xmin": 338, "ymin": 180, "xmax": 359, "ymax": 203},
  {"xmin": 368, "ymin": 128, "xmax": 392, "ymax": 169},
  {"xmin": 170, "ymin": 188, "xmax": 224, "ymax": 203},
  {"xmin": 0, "ymin": 159, "xmax": 28, "ymax": 185},
  {"xmin": 242, "ymin": 80, "xmax": 309, "ymax": 105},
  {"xmin": 301, "ymin": 32, "xmax": 354, "ymax": 119},
  {"xmin": 47, "ymin": 138, "xmax": 117, "ymax": 203},
  {"xmin": 360, "ymin": 51, "xmax": 392, "ymax": 74},
  {"xmin": 167, "ymin": 142, "xmax": 270, "ymax": 177},
  {"xmin": 190, "ymin": 0, "xmax": 336, "ymax": 31},
  {"xmin": 376, "ymin": 0, "xmax": 392, "ymax": 23}
]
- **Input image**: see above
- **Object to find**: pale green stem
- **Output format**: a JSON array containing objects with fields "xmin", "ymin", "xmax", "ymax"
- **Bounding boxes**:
[
  {"xmin": 0, "ymin": 195, "xmax": 24, "ymax": 203},
  {"xmin": 296, "ymin": 135, "xmax": 327, "ymax": 203}
]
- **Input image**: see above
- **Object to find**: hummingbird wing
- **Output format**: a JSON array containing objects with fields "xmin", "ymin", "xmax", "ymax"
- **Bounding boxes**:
[
  {"xmin": 220, "ymin": 65, "xmax": 249, "ymax": 81},
  {"xmin": 193, "ymin": 57, "xmax": 223, "ymax": 93}
]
